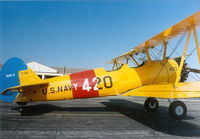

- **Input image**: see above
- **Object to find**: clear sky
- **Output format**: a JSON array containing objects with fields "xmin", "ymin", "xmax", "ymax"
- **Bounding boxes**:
[{"xmin": 1, "ymin": 0, "xmax": 200, "ymax": 70}]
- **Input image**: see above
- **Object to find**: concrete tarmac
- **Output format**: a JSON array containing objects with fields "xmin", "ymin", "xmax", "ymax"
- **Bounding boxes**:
[{"xmin": 1, "ymin": 96, "xmax": 200, "ymax": 139}]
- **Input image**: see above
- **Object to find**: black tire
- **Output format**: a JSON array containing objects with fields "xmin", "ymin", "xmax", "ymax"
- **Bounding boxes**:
[
  {"xmin": 144, "ymin": 97, "xmax": 159, "ymax": 112},
  {"xmin": 169, "ymin": 101, "xmax": 187, "ymax": 119}
]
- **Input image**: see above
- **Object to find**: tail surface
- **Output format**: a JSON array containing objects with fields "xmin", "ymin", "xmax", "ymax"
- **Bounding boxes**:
[{"xmin": 0, "ymin": 57, "xmax": 41, "ymax": 102}]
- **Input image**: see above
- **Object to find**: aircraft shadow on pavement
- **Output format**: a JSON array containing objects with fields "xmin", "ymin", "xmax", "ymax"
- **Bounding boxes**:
[
  {"xmin": 11, "ymin": 99, "xmax": 200, "ymax": 137},
  {"xmin": 101, "ymin": 99, "xmax": 200, "ymax": 137},
  {"xmin": 11, "ymin": 104, "xmax": 113, "ymax": 116}
]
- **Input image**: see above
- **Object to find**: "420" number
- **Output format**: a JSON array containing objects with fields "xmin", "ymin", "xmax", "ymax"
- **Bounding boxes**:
[{"xmin": 82, "ymin": 76, "xmax": 113, "ymax": 92}]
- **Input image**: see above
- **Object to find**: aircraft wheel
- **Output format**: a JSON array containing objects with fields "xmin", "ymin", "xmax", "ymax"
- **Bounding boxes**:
[
  {"xmin": 18, "ymin": 107, "xmax": 24, "ymax": 113},
  {"xmin": 144, "ymin": 97, "xmax": 159, "ymax": 112},
  {"xmin": 169, "ymin": 101, "xmax": 187, "ymax": 119}
]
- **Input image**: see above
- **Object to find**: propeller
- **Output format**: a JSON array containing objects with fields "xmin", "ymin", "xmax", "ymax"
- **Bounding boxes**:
[
  {"xmin": 188, "ymin": 68, "xmax": 200, "ymax": 74},
  {"xmin": 173, "ymin": 57, "xmax": 190, "ymax": 82}
]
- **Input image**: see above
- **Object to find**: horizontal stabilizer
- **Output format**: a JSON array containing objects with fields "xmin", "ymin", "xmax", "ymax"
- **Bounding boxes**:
[{"xmin": 1, "ymin": 81, "xmax": 48, "ymax": 95}]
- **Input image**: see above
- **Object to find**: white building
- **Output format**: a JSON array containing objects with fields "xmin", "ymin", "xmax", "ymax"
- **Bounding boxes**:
[{"xmin": 27, "ymin": 62, "xmax": 63, "ymax": 79}]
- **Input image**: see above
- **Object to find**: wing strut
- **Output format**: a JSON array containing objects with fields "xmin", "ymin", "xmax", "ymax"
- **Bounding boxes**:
[
  {"xmin": 192, "ymin": 25, "xmax": 200, "ymax": 66},
  {"xmin": 163, "ymin": 42, "xmax": 167, "ymax": 64},
  {"xmin": 112, "ymin": 60, "xmax": 116, "ymax": 70},
  {"xmin": 130, "ymin": 55, "xmax": 139, "ymax": 66},
  {"xmin": 145, "ymin": 42, "xmax": 151, "ymax": 63},
  {"xmin": 174, "ymin": 27, "xmax": 192, "ymax": 87}
]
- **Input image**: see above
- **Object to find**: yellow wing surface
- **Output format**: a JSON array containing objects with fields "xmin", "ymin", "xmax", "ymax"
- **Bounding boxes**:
[
  {"xmin": 122, "ymin": 81, "xmax": 200, "ymax": 98},
  {"xmin": 107, "ymin": 11, "xmax": 200, "ymax": 64}
]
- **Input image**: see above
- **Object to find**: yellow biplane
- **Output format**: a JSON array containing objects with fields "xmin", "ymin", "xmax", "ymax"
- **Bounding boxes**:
[{"xmin": 1, "ymin": 11, "xmax": 200, "ymax": 119}]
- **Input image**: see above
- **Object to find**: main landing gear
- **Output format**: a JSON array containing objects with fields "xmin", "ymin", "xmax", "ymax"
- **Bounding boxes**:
[
  {"xmin": 144, "ymin": 97, "xmax": 159, "ymax": 112},
  {"xmin": 16, "ymin": 102, "xmax": 28, "ymax": 113},
  {"xmin": 168, "ymin": 100, "xmax": 187, "ymax": 119},
  {"xmin": 144, "ymin": 97, "xmax": 187, "ymax": 119}
]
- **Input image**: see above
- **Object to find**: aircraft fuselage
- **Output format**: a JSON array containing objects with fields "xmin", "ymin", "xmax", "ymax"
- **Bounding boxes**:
[{"xmin": 14, "ymin": 59, "xmax": 178, "ymax": 103}]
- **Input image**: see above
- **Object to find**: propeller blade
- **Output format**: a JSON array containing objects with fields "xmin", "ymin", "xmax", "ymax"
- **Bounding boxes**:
[{"xmin": 187, "ymin": 68, "xmax": 200, "ymax": 74}]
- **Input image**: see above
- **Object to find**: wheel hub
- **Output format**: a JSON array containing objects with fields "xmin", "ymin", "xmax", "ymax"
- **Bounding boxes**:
[
  {"xmin": 175, "ymin": 106, "xmax": 184, "ymax": 115},
  {"xmin": 149, "ymin": 101, "xmax": 156, "ymax": 109}
]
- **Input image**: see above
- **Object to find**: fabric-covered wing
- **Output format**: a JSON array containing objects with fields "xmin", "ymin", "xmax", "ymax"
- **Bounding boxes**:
[
  {"xmin": 107, "ymin": 11, "xmax": 200, "ymax": 64},
  {"xmin": 122, "ymin": 81, "xmax": 200, "ymax": 98}
]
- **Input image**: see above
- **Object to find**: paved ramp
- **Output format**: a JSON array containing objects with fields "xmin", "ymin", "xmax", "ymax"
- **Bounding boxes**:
[{"xmin": 1, "ymin": 97, "xmax": 200, "ymax": 138}]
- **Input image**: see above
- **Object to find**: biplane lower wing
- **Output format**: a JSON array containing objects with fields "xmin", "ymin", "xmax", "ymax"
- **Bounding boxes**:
[{"xmin": 122, "ymin": 81, "xmax": 200, "ymax": 98}]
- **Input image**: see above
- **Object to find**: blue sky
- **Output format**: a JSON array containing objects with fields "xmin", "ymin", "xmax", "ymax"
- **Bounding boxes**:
[{"xmin": 1, "ymin": 0, "xmax": 200, "ymax": 69}]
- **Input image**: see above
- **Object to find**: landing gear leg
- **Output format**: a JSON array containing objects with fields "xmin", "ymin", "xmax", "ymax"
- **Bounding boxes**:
[
  {"xmin": 169, "ymin": 101, "xmax": 187, "ymax": 119},
  {"xmin": 144, "ymin": 97, "xmax": 159, "ymax": 112},
  {"xmin": 16, "ymin": 102, "xmax": 27, "ymax": 115},
  {"xmin": 18, "ymin": 105, "xmax": 24, "ymax": 113}
]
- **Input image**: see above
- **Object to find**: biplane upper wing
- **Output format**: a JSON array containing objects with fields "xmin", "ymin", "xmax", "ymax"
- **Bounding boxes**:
[
  {"xmin": 122, "ymin": 81, "xmax": 200, "ymax": 98},
  {"xmin": 106, "ymin": 11, "xmax": 200, "ymax": 64}
]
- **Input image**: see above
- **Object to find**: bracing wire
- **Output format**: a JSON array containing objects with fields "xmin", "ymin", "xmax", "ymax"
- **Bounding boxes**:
[
  {"xmin": 155, "ymin": 44, "xmax": 164, "ymax": 60},
  {"xmin": 152, "ymin": 47, "xmax": 164, "ymax": 57},
  {"xmin": 167, "ymin": 43, "xmax": 180, "ymax": 56},
  {"xmin": 169, "ymin": 28, "xmax": 188, "ymax": 58},
  {"xmin": 149, "ymin": 49, "xmax": 157, "ymax": 59},
  {"xmin": 185, "ymin": 47, "xmax": 196, "ymax": 60},
  {"xmin": 189, "ymin": 73, "xmax": 198, "ymax": 81},
  {"xmin": 194, "ymin": 72, "xmax": 200, "ymax": 80}
]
